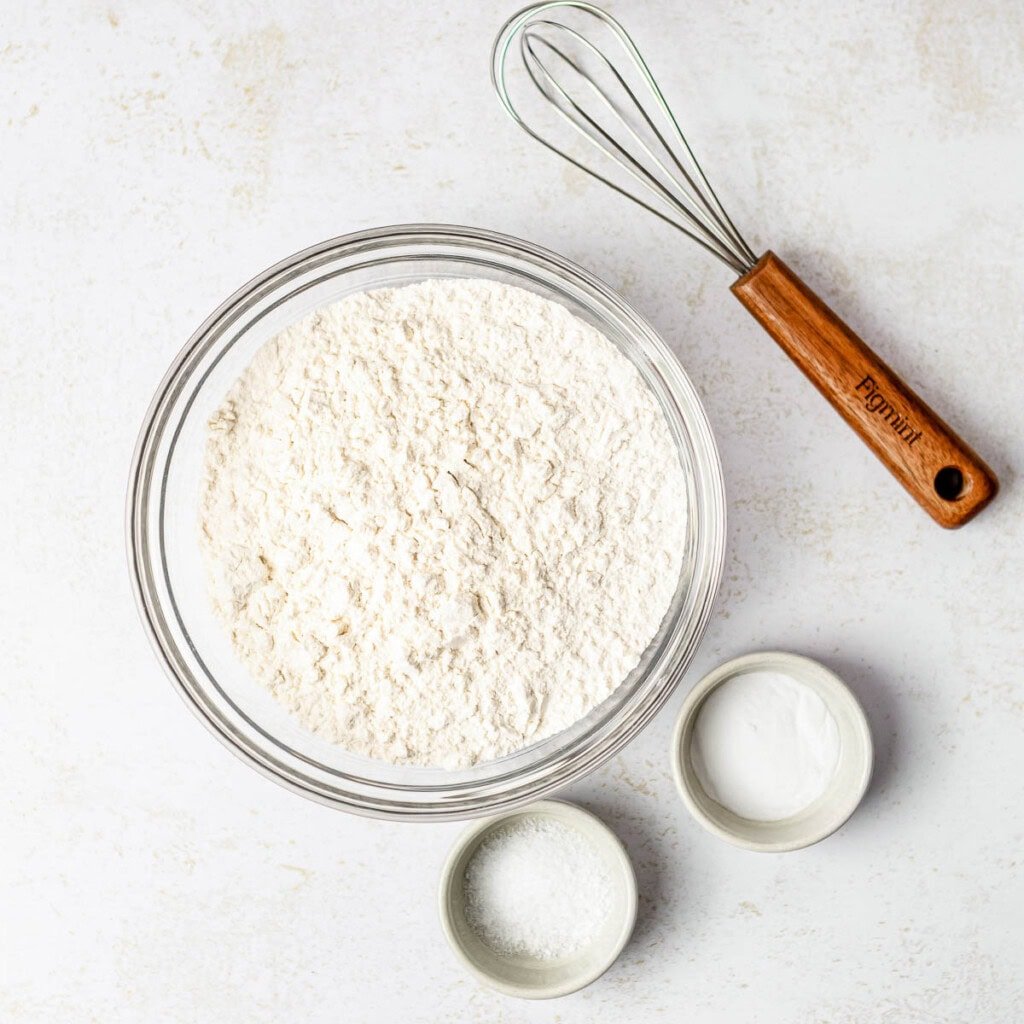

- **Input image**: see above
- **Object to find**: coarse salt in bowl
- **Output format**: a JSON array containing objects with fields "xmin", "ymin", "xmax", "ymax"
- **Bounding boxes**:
[
  {"xmin": 127, "ymin": 224, "xmax": 726, "ymax": 820},
  {"xmin": 438, "ymin": 799, "xmax": 638, "ymax": 998}
]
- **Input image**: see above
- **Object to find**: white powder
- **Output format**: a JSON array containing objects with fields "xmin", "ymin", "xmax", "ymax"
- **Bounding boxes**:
[
  {"xmin": 690, "ymin": 670, "xmax": 841, "ymax": 820},
  {"xmin": 462, "ymin": 817, "xmax": 613, "ymax": 959},
  {"xmin": 199, "ymin": 278, "xmax": 686, "ymax": 768}
]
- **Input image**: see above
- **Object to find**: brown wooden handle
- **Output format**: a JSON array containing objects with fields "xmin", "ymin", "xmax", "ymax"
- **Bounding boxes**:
[{"xmin": 731, "ymin": 251, "xmax": 997, "ymax": 528}]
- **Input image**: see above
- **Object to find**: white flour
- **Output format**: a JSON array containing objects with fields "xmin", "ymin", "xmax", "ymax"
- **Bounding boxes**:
[{"xmin": 200, "ymin": 278, "xmax": 686, "ymax": 767}]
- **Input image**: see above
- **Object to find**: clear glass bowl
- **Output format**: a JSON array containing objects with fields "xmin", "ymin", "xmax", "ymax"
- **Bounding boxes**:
[{"xmin": 127, "ymin": 224, "xmax": 726, "ymax": 821}]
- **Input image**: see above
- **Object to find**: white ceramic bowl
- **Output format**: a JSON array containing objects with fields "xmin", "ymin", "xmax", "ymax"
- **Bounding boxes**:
[
  {"xmin": 671, "ymin": 652, "xmax": 873, "ymax": 852},
  {"xmin": 438, "ymin": 799, "xmax": 637, "ymax": 998}
]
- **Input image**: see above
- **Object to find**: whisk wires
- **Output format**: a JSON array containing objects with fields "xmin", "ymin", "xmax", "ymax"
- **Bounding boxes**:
[{"xmin": 492, "ymin": 1, "xmax": 757, "ymax": 275}]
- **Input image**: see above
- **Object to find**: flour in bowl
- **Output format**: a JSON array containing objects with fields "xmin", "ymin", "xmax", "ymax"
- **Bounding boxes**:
[{"xmin": 199, "ymin": 279, "xmax": 686, "ymax": 767}]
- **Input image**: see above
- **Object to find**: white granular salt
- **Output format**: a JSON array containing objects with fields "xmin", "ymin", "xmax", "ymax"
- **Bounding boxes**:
[
  {"xmin": 199, "ymin": 278, "xmax": 687, "ymax": 767},
  {"xmin": 462, "ymin": 817, "xmax": 613, "ymax": 959}
]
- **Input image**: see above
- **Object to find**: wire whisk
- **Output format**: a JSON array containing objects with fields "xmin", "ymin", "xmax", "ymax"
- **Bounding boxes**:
[
  {"xmin": 492, "ymin": 1, "xmax": 756, "ymax": 275},
  {"xmin": 489, "ymin": 1, "xmax": 998, "ymax": 527}
]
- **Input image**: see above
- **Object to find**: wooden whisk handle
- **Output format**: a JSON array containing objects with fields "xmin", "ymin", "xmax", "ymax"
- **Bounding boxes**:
[{"xmin": 731, "ymin": 252, "xmax": 997, "ymax": 528}]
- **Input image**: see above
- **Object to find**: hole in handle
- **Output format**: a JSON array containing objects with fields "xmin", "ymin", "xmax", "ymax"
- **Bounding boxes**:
[{"xmin": 934, "ymin": 466, "xmax": 965, "ymax": 501}]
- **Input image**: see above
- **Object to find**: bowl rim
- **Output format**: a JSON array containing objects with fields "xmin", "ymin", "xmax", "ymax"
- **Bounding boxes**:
[
  {"xmin": 670, "ymin": 651, "xmax": 874, "ymax": 852},
  {"xmin": 126, "ymin": 222, "xmax": 727, "ymax": 819},
  {"xmin": 437, "ymin": 798, "xmax": 638, "ymax": 999}
]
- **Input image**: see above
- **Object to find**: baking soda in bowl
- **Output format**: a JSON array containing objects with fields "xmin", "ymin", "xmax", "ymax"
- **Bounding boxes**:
[{"xmin": 690, "ymin": 670, "xmax": 841, "ymax": 820}]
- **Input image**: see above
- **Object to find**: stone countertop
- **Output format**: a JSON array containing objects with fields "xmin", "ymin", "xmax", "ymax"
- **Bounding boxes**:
[{"xmin": 3, "ymin": 1, "xmax": 1022, "ymax": 1020}]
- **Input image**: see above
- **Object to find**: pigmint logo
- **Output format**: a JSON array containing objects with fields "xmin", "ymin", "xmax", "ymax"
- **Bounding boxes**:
[{"xmin": 855, "ymin": 376, "xmax": 922, "ymax": 447}]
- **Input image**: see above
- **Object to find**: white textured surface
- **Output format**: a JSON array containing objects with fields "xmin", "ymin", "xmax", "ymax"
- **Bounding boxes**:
[{"xmin": 2, "ymin": 1, "xmax": 1022, "ymax": 1020}]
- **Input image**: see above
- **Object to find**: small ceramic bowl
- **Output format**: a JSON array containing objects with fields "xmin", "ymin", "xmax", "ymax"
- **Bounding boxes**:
[
  {"xmin": 438, "ymin": 799, "xmax": 637, "ymax": 998},
  {"xmin": 671, "ymin": 652, "xmax": 873, "ymax": 852}
]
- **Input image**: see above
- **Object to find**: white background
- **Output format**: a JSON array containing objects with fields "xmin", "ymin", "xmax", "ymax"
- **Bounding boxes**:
[{"xmin": 3, "ymin": 1, "xmax": 1023, "ymax": 1020}]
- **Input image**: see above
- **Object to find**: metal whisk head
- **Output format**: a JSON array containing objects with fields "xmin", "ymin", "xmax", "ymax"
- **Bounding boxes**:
[{"xmin": 492, "ymin": 1, "xmax": 757, "ymax": 276}]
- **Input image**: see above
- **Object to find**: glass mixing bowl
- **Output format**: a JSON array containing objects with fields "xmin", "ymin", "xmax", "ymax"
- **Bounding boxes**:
[{"xmin": 127, "ymin": 224, "xmax": 725, "ymax": 821}]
